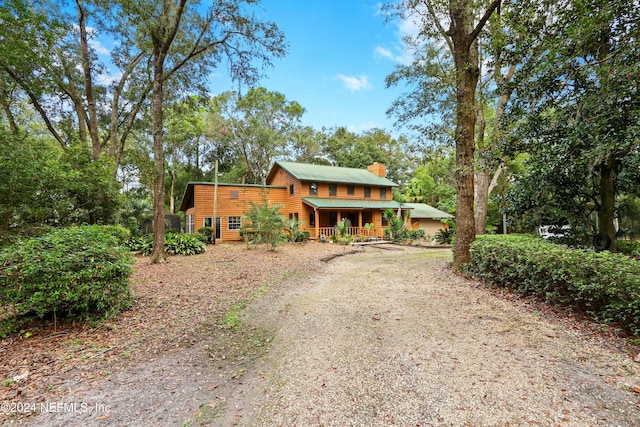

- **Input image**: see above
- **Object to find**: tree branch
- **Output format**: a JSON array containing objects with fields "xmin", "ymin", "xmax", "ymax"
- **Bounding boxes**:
[
  {"xmin": 468, "ymin": 0, "xmax": 502, "ymax": 48},
  {"xmin": 1, "ymin": 65, "xmax": 67, "ymax": 149}
]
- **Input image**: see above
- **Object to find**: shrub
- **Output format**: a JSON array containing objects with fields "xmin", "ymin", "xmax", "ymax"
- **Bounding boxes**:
[
  {"xmin": 434, "ymin": 228, "xmax": 454, "ymax": 244},
  {"xmin": 286, "ymin": 220, "xmax": 310, "ymax": 243},
  {"xmin": 165, "ymin": 233, "xmax": 206, "ymax": 256},
  {"xmin": 618, "ymin": 240, "xmax": 640, "ymax": 259},
  {"xmin": 126, "ymin": 234, "xmax": 153, "ymax": 254},
  {"xmin": 383, "ymin": 209, "xmax": 406, "ymax": 241},
  {"xmin": 464, "ymin": 234, "xmax": 640, "ymax": 336},
  {"xmin": 406, "ymin": 229, "xmax": 426, "ymax": 240},
  {"xmin": 197, "ymin": 226, "xmax": 214, "ymax": 244},
  {"xmin": 126, "ymin": 233, "xmax": 205, "ymax": 256},
  {"xmin": 0, "ymin": 226, "xmax": 134, "ymax": 329},
  {"xmin": 240, "ymin": 199, "xmax": 286, "ymax": 251}
]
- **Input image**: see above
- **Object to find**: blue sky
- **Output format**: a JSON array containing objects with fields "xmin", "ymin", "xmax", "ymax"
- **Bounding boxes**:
[{"xmin": 209, "ymin": 0, "xmax": 412, "ymax": 135}]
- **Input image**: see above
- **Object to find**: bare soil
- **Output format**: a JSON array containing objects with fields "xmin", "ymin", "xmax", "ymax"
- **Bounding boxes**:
[{"xmin": 1, "ymin": 242, "xmax": 639, "ymax": 426}]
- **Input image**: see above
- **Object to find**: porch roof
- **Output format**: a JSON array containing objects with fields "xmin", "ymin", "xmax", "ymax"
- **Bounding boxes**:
[{"xmin": 302, "ymin": 197, "xmax": 410, "ymax": 210}]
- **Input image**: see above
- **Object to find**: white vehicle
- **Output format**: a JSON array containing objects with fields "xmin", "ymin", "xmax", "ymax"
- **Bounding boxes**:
[{"xmin": 536, "ymin": 225, "xmax": 571, "ymax": 239}]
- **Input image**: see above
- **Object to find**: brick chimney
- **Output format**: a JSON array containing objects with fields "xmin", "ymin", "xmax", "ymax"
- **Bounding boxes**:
[{"xmin": 367, "ymin": 162, "xmax": 386, "ymax": 177}]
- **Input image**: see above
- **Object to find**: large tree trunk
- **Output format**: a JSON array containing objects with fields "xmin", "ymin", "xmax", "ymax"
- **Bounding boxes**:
[
  {"xmin": 0, "ymin": 77, "xmax": 18, "ymax": 134},
  {"xmin": 598, "ymin": 156, "xmax": 617, "ymax": 252},
  {"xmin": 76, "ymin": 0, "xmax": 101, "ymax": 160},
  {"xmin": 450, "ymin": 4, "xmax": 479, "ymax": 270},
  {"xmin": 150, "ymin": 52, "xmax": 167, "ymax": 264}
]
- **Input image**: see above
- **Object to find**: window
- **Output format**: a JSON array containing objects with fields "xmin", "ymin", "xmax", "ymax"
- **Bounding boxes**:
[
  {"xmin": 230, "ymin": 190, "xmax": 239, "ymax": 199},
  {"xmin": 289, "ymin": 184, "xmax": 294, "ymax": 195},
  {"xmin": 364, "ymin": 186, "xmax": 371, "ymax": 198},
  {"xmin": 382, "ymin": 215, "xmax": 389, "ymax": 226},
  {"xmin": 203, "ymin": 217, "xmax": 213, "ymax": 228},
  {"xmin": 347, "ymin": 185, "xmax": 355, "ymax": 195},
  {"xmin": 309, "ymin": 182, "xmax": 318, "ymax": 196},
  {"xmin": 309, "ymin": 211, "xmax": 316, "ymax": 226},
  {"xmin": 186, "ymin": 214, "xmax": 194, "ymax": 233},
  {"xmin": 288, "ymin": 212, "xmax": 299, "ymax": 221},
  {"xmin": 380, "ymin": 187, "xmax": 387, "ymax": 199},
  {"xmin": 228, "ymin": 216, "xmax": 241, "ymax": 230},
  {"xmin": 329, "ymin": 184, "xmax": 337, "ymax": 197}
]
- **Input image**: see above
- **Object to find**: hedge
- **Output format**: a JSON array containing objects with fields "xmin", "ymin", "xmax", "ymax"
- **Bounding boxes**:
[
  {"xmin": 0, "ymin": 225, "xmax": 134, "ymax": 330},
  {"xmin": 618, "ymin": 240, "xmax": 640, "ymax": 259},
  {"xmin": 464, "ymin": 234, "xmax": 640, "ymax": 336}
]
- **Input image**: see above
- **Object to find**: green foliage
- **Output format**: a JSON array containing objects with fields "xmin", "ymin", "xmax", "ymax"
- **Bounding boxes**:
[
  {"xmin": 335, "ymin": 219, "xmax": 350, "ymax": 239},
  {"xmin": 285, "ymin": 219, "xmax": 309, "ymax": 243},
  {"xmin": 126, "ymin": 233, "xmax": 205, "ymax": 256},
  {"xmin": 323, "ymin": 127, "xmax": 415, "ymax": 184},
  {"xmin": 240, "ymin": 199, "xmax": 286, "ymax": 250},
  {"xmin": 618, "ymin": 241, "xmax": 640, "ymax": 259},
  {"xmin": 434, "ymin": 228, "xmax": 455, "ymax": 244},
  {"xmin": 383, "ymin": 209, "xmax": 407, "ymax": 242},
  {"xmin": 198, "ymin": 226, "xmax": 214, "ymax": 244},
  {"xmin": 406, "ymin": 229, "xmax": 426, "ymax": 240},
  {"xmin": 165, "ymin": 233, "xmax": 206, "ymax": 256},
  {"xmin": 464, "ymin": 235, "xmax": 640, "ymax": 336},
  {"xmin": 126, "ymin": 235, "xmax": 153, "ymax": 254},
  {"xmin": 0, "ymin": 226, "xmax": 134, "ymax": 333},
  {"xmin": 0, "ymin": 133, "xmax": 123, "ymax": 246}
]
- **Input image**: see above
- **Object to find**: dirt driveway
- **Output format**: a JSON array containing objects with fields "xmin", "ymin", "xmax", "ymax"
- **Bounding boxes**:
[
  {"xmin": 11, "ymin": 245, "xmax": 640, "ymax": 426},
  {"xmin": 216, "ymin": 246, "xmax": 639, "ymax": 426}
]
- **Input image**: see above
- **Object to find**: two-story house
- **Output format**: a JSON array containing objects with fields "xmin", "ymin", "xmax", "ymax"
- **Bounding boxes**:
[{"xmin": 179, "ymin": 161, "xmax": 409, "ymax": 241}]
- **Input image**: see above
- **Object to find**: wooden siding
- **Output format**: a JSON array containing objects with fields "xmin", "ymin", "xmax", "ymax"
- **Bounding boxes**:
[
  {"xmin": 191, "ymin": 184, "xmax": 288, "ymax": 241},
  {"xmin": 267, "ymin": 164, "xmax": 392, "ymax": 201}
]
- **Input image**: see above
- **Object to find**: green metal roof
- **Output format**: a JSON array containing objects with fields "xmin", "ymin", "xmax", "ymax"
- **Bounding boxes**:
[
  {"xmin": 272, "ymin": 161, "xmax": 399, "ymax": 187},
  {"xmin": 302, "ymin": 198, "xmax": 407, "ymax": 210},
  {"xmin": 403, "ymin": 203, "xmax": 453, "ymax": 218}
]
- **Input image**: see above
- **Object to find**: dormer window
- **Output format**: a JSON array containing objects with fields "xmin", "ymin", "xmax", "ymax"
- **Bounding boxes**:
[{"xmin": 309, "ymin": 182, "xmax": 318, "ymax": 196}]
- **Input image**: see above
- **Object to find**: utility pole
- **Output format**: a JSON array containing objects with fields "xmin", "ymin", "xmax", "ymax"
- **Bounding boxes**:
[{"xmin": 213, "ymin": 160, "xmax": 218, "ymax": 245}]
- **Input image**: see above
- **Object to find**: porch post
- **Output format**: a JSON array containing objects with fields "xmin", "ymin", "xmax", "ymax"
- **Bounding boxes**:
[
  {"xmin": 358, "ymin": 211, "xmax": 363, "ymax": 234},
  {"xmin": 315, "ymin": 208, "xmax": 319, "ymax": 240}
]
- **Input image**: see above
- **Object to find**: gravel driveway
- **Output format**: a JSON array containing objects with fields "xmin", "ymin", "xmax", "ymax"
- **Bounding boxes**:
[{"xmin": 217, "ymin": 246, "xmax": 639, "ymax": 426}]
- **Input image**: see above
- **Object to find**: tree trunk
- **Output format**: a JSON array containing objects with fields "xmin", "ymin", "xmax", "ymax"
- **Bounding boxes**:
[
  {"xmin": 475, "ymin": 166, "xmax": 490, "ymax": 235},
  {"xmin": 76, "ymin": 0, "xmax": 101, "ymax": 160},
  {"xmin": 0, "ymin": 78, "xmax": 18, "ymax": 134},
  {"xmin": 450, "ymin": 3, "xmax": 479, "ymax": 271},
  {"xmin": 150, "ymin": 52, "xmax": 167, "ymax": 264},
  {"xmin": 598, "ymin": 156, "xmax": 616, "ymax": 252},
  {"xmin": 169, "ymin": 169, "xmax": 175, "ymax": 214}
]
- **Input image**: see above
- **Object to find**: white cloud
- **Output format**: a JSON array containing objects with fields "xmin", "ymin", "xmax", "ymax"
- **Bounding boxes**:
[
  {"xmin": 90, "ymin": 39, "xmax": 111, "ymax": 56},
  {"xmin": 374, "ymin": 45, "xmax": 412, "ymax": 65},
  {"xmin": 336, "ymin": 74, "xmax": 371, "ymax": 91}
]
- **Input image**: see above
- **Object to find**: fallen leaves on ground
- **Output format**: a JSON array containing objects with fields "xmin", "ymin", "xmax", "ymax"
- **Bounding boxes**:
[{"xmin": 0, "ymin": 241, "xmax": 354, "ymax": 417}]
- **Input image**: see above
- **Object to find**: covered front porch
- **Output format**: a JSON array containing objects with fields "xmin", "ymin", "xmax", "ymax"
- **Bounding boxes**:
[{"xmin": 301, "ymin": 198, "xmax": 411, "ymax": 241}]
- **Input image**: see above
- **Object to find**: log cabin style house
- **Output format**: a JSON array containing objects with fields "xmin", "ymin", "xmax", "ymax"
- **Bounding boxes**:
[{"xmin": 179, "ymin": 161, "xmax": 411, "ymax": 242}]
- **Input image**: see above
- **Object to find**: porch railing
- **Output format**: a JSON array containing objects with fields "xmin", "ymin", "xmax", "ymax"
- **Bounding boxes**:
[{"xmin": 308, "ymin": 226, "xmax": 385, "ymax": 240}]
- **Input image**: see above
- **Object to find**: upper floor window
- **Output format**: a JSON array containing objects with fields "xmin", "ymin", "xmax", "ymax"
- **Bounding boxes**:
[
  {"xmin": 380, "ymin": 187, "xmax": 387, "ymax": 199},
  {"xmin": 364, "ymin": 186, "xmax": 371, "ymax": 198},
  {"xmin": 289, "ymin": 184, "xmax": 294, "ymax": 195},
  {"xmin": 309, "ymin": 182, "xmax": 318, "ymax": 196},
  {"xmin": 329, "ymin": 184, "xmax": 337, "ymax": 197},
  {"xmin": 230, "ymin": 190, "xmax": 239, "ymax": 199},
  {"xmin": 347, "ymin": 185, "xmax": 355, "ymax": 195}
]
